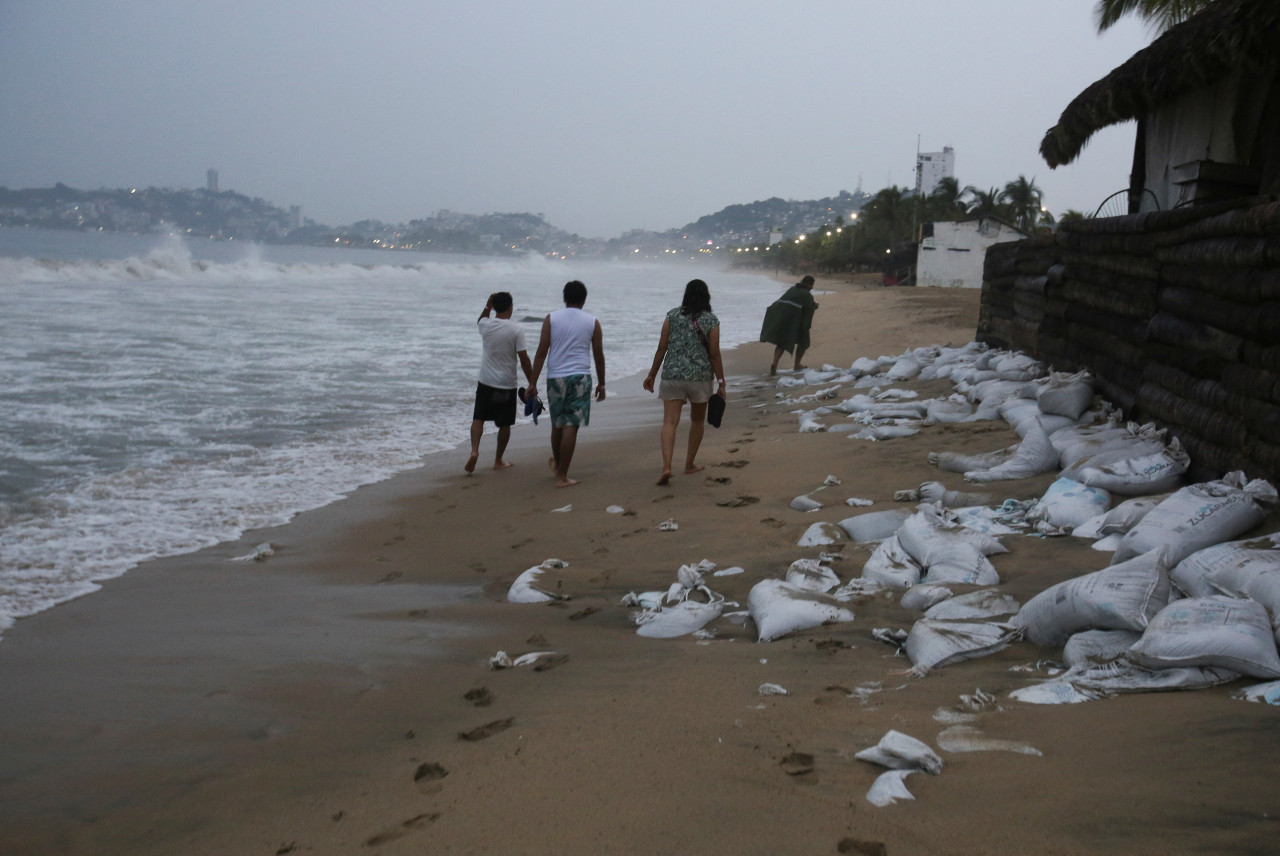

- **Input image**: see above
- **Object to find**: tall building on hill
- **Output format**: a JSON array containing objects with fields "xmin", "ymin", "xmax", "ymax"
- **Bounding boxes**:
[
  {"xmin": 915, "ymin": 146, "xmax": 954, "ymax": 197},
  {"xmin": 207, "ymin": 168, "xmax": 219, "ymax": 193}
]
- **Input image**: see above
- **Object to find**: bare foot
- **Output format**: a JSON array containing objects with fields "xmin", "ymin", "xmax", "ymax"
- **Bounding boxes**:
[
  {"xmin": 769, "ymin": 365, "xmax": 778, "ymax": 376},
  {"xmin": 556, "ymin": 477, "xmax": 581, "ymax": 488},
  {"xmin": 547, "ymin": 456, "xmax": 557, "ymax": 474},
  {"xmin": 794, "ymin": 363, "xmax": 807, "ymax": 371},
  {"xmin": 493, "ymin": 460, "xmax": 514, "ymax": 470},
  {"xmin": 657, "ymin": 471, "xmax": 672, "ymax": 486},
  {"xmin": 465, "ymin": 453, "xmax": 478, "ymax": 473},
  {"xmin": 684, "ymin": 464, "xmax": 705, "ymax": 475}
]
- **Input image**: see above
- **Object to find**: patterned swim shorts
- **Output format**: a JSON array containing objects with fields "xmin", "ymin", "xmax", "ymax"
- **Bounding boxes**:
[{"xmin": 548, "ymin": 374, "xmax": 592, "ymax": 428}]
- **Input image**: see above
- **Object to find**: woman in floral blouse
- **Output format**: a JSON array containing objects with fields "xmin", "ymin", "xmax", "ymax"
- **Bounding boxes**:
[{"xmin": 642, "ymin": 279, "xmax": 726, "ymax": 485}]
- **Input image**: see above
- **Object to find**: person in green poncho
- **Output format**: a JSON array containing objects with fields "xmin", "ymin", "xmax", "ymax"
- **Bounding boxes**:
[{"xmin": 759, "ymin": 274, "xmax": 818, "ymax": 375}]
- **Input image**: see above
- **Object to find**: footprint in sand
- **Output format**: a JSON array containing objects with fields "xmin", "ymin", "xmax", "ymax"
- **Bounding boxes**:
[
  {"xmin": 458, "ymin": 718, "xmax": 515, "ymax": 741},
  {"xmin": 706, "ymin": 476, "xmax": 732, "ymax": 485},
  {"xmin": 759, "ymin": 517, "xmax": 787, "ymax": 529},
  {"xmin": 376, "ymin": 571, "xmax": 403, "ymax": 584},
  {"xmin": 413, "ymin": 761, "xmax": 449, "ymax": 782},
  {"xmin": 838, "ymin": 839, "xmax": 888, "ymax": 856},
  {"xmin": 814, "ymin": 684, "xmax": 852, "ymax": 705},
  {"xmin": 778, "ymin": 751, "xmax": 815, "ymax": 776},
  {"xmin": 569, "ymin": 606, "xmax": 601, "ymax": 621},
  {"xmin": 714, "ymin": 460, "xmax": 750, "ymax": 468},
  {"xmin": 532, "ymin": 653, "xmax": 569, "ymax": 671},
  {"xmin": 510, "ymin": 537, "xmax": 533, "ymax": 550},
  {"xmin": 716, "ymin": 495, "xmax": 759, "ymax": 507},
  {"xmin": 364, "ymin": 813, "xmax": 441, "ymax": 846},
  {"xmin": 464, "ymin": 687, "xmax": 494, "ymax": 707},
  {"xmin": 727, "ymin": 447, "xmax": 740, "ymax": 453}
]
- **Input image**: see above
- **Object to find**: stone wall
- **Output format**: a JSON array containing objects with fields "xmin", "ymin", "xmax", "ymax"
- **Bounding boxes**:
[{"xmin": 978, "ymin": 195, "xmax": 1280, "ymax": 484}]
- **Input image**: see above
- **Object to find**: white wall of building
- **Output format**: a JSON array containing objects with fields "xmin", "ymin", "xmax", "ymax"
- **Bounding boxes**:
[
  {"xmin": 917, "ymin": 218, "xmax": 1024, "ymax": 288},
  {"xmin": 915, "ymin": 146, "xmax": 955, "ymax": 196}
]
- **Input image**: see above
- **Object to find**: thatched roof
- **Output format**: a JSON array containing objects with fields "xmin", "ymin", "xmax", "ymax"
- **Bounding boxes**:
[{"xmin": 1040, "ymin": 0, "xmax": 1280, "ymax": 167}]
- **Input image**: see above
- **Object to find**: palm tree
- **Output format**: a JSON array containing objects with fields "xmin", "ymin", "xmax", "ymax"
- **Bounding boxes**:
[
  {"xmin": 925, "ymin": 176, "xmax": 967, "ymax": 221},
  {"xmin": 1093, "ymin": 0, "xmax": 1214, "ymax": 33},
  {"xmin": 1000, "ymin": 175, "xmax": 1044, "ymax": 233},
  {"xmin": 963, "ymin": 186, "xmax": 1004, "ymax": 219}
]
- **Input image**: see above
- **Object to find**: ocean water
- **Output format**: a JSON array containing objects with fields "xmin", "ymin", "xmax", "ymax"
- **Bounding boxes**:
[{"xmin": 0, "ymin": 228, "xmax": 783, "ymax": 637}]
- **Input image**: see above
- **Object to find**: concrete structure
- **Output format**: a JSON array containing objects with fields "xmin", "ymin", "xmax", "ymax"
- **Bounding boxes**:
[
  {"xmin": 915, "ymin": 147, "xmax": 954, "ymax": 197},
  {"xmin": 917, "ymin": 217, "xmax": 1026, "ymax": 288},
  {"xmin": 207, "ymin": 168, "xmax": 219, "ymax": 193}
]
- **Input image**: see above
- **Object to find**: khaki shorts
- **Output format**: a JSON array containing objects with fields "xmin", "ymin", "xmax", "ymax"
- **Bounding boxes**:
[{"xmin": 659, "ymin": 379, "xmax": 714, "ymax": 403}]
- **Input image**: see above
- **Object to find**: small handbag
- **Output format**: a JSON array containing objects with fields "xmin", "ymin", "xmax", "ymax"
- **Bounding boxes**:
[{"xmin": 707, "ymin": 392, "xmax": 725, "ymax": 428}]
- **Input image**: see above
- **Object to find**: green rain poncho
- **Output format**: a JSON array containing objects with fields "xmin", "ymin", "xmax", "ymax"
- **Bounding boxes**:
[{"xmin": 759, "ymin": 285, "xmax": 818, "ymax": 354}]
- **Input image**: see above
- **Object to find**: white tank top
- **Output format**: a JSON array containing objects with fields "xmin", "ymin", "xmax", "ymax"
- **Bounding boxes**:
[{"xmin": 547, "ymin": 307, "xmax": 596, "ymax": 379}]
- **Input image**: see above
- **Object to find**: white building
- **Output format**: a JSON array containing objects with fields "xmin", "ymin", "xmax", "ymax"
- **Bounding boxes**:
[
  {"xmin": 917, "ymin": 217, "xmax": 1026, "ymax": 288},
  {"xmin": 915, "ymin": 146, "xmax": 955, "ymax": 197}
]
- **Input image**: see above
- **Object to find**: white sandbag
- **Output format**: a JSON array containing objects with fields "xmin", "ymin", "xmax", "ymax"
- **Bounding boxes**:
[
  {"xmin": 929, "ymin": 444, "xmax": 1018, "ymax": 475},
  {"xmin": 950, "ymin": 506, "xmax": 1024, "ymax": 536},
  {"xmin": 1112, "ymin": 472, "xmax": 1279, "ymax": 566},
  {"xmin": 634, "ymin": 597, "xmax": 725, "ymax": 638},
  {"xmin": 855, "ymin": 729, "xmax": 943, "ymax": 775},
  {"xmin": 1062, "ymin": 629, "xmax": 1142, "ymax": 667},
  {"xmin": 1173, "ymin": 533, "xmax": 1280, "ymax": 621},
  {"xmin": 922, "ymin": 395, "xmax": 973, "ymax": 425},
  {"xmin": 1036, "ymin": 369, "xmax": 1095, "ymax": 420},
  {"xmin": 1000, "ymin": 398, "xmax": 1076, "ymax": 438},
  {"xmin": 885, "ymin": 355, "xmax": 922, "ymax": 381},
  {"xmin": 747, "ymin": 579, "xmax": 856, "ymax": 642},
  {"xmin": 1051, "ymin": 422, "xmax": 1141, "ymax": 470},
  {"xmin": 1098, "ymin": 495, "xmax": 1167, "ymax": 536},
  {"xmin": 1072, "ymin": 512, "xmax": 1108, "ymax": 540},
  {"xmin": 900, "ymin": 584, "xmax": 953, "ymax": 612},
  {"xmin": 1235, "ymin": 680, "xmax": 1280, "ymax": 704},
  {"xmin": 897, "ymin": 503, "xmax": 1008, "ymax": 558},
  {"xmin": 507, "ymin": 561, "xmax": 572, "ymax": 603},
  {"xmin": 831, "ymin": 393, "xmax": 878, "ymax": 414},
  {"xmin": 850, "ymin": 424, "xmax": 920, "ymax": 441},
  {"xmin": 921, "ymin": 543, "xmax": 1001, "ymax": 586},
  {"xmin": 993, "ymin": 353, "xmax": 1046, "ymax": 382},
  {"xmin": 861, "ymin": 535, "xmax": 922, "ymax": 590},
  {"xmin": 916, "ymin": 481, "xmax": 992, "ymax": 509},
  {"xmin": 963, "ymin": 419, "xmax": 1059, "ymax": 483},
  {"xmin": 1025, "ymin": 477, "xmax": 1112, "ymax": 535},
  {"xmin": 1070, "ymin": 437, "xmax": 1190, "ymax": 497},
  {"xmin": 866, "ymin": 770, "xmax": 919, "ymax": 807},
  {"xmin": 1011, "ymin": 547, "xmax": 1174, "ymax": 648},
  {"xmin": 1010, "ymin": 659, "xmax": 1239, "ymax": 704},
  {"xmin": 839, "ymin": 509, "xmax": 911, "ymax": 543},
  {"xmin": 905, "ymin": 619, "xmax": 1019, "ymax": 674},
  {"xmin": 967, "ymin": 378, "xmax": 1030, "ymax": 406},
  {"xmin": 1130, "ymin": 595, "xmax": 1280, "ymax": 679},
  {"xmin": 802, "ymin": 369, "xmax": 843, "ymax": 385},
  {"xmin": 797, "ymin": 412, "xmax": 826, "ymax": 433},
  {"xmin": 850, "ymin": 356, "xmax": 881, "ymax": 377},
  {"xmin": 785, "ymin": 558, "xmax": 840, "ymax": 593},
  {"xmin": 790, "ymin": 494, "xmax": 823, "ymax": 512},
  {"xmin": 797, "ymin": 521, "xmax": 845, "ymax": 547},
  {"xmin": 924, "ymin": 589, "xmax": 1020, "ymax": 621}
]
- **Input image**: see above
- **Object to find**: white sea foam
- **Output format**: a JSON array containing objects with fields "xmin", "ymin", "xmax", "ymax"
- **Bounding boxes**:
[{"xmin": 0, "ymin": 230, "xmax": 782, "ymax": 636}]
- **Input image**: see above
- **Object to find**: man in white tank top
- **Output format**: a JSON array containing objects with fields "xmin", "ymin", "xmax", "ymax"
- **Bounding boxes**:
[{"xmin": 528, "ymin": 280, "xmax": 606, "ymax": 487}]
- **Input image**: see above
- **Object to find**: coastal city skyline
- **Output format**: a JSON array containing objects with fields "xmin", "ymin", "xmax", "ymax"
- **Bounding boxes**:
[{"xmin": 1, "ymin": 1, "xmax": 1152, "ymax": 239}]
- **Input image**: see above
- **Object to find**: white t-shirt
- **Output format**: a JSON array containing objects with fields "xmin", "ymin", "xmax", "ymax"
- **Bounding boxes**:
[
  {"xmin": 477, "ymin": 316, "xmax": 527, "ymax": 389},
  {"xmin": 547, "ymin": 307, "xmax": 597, "ymax": 379}
]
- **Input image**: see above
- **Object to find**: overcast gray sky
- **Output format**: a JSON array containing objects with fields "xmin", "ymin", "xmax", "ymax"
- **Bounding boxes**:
[{"xmin": 1, "ymin": 1, "xmax": 1153, "ymax": 238}]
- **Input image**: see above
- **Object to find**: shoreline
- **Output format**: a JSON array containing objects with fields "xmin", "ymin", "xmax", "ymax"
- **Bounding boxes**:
[{"xmin": 3, "ymin": 276, "xmax": 1276, "ymax": 856}]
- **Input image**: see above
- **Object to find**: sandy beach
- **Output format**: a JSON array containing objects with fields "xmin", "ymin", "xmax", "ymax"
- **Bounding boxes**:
[{"xmin": 1, "ymin": 276, "xmax": 1277, "ymax": 856}]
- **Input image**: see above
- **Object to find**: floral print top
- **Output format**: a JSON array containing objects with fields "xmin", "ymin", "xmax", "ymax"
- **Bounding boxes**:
[{"xmin": 661, "ymin": 307, "xmax": 719, "ymax": 382}]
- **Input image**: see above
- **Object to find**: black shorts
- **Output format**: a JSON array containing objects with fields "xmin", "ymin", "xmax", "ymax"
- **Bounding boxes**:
[{"xmin": 473, "ymin": 383, "xmax": 517, "ymax": 427}]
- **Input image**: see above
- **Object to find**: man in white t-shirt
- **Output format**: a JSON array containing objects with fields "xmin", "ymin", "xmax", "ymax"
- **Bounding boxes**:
[
  {"xmin": 527, "ymin": 280, "xmax": 606, "ymax": 488},
  {"xmin": 467, "ymin": 291, "xmax": 533, "ymax": 473}
]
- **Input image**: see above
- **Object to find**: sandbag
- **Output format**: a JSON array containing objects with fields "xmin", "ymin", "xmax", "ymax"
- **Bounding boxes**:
[
  {"xmin": 929, "ymin": 444, "xmax": 1018, "ymax": 475},
  {"xmin": 1067, "ymin": 437, "xmax": 1190, "ymax": 497},
  {"xmin": 1130, "ymin": 595, "xmax": 1280, "ymax": 679},
  {"xmin": 785, "ymin": 558, "xmax": 840, "ymax": 593},
  {"xmin": 1026, "ymin": 477, "xmax": 1112, "ymax": 535},
  {"xmin": 1036, "ymin": 369, "xmax": 1095, "ymax": 420},
  {"xmin": 747, "ymin": 579, "xmax": 856, "ymax": 642},
  {"xmin": 1098, "ymin": 495, "xmax": 1167, "ymax": 536},
  {"xmin": 1062, "ymin": 629, "xmax": 1142, "ymax": 667},
  {"xmin": 1000, "ymin": 398, "xmax": 1077, "ymax": 438},
  {"xmin": 850, "ymin": 356, "xmax": 881, "ymax": 377},
  {"xmin": 897, "ymin": 503, "xmax": 1008, "ymax": 558},
  {"xmin": 964, "ymin": 418, "xmax": 1059, "ymax": 483},
  {"xmin": 993, "ymin": 353, "xmax": 1046, "ymax": 382},
  {"xmin": 905, "ymin": 619, "xmax": 1019, "ymax": 674},
  {"xmin": 1011, "ymin": 660, "xmax": 1239, "ymax": 704},
  {"xmin": 855, "ymin": 730, "xmax": 943, "ymax": 775},
  {"xmin": 861, "ymin": 535, "xmax": 922, "ymax": 590},
  {"xmin": 900, "ymin": 583, "xmax": 953, "ymax": 611},
  {"xmin": 916, "ymin": 481, "xmax": 993, "ymax": 509},
  {"xmin": 634, "ymin": 597, "xmax": 725, "ymax": 638},
  {"xmin": 1171, "ymin": 532, "xmax": 1280, "ymax": 600},
  {"xmin": 839, "ymin": 509, "xmax": 911, "ymax": 543},
  {"xmin": 885, "ymin": 355, "xmax": 921, "ymax": 381},
  {"xmin": 1112, "ymin": 472, "xmax": 1279, "ymax": 566},
  {"xmin": 924, "ymin": 589, "xmax": 1020, "ymax": 621},
  {"xmin": 922, "ymin": 395, "xmax": 973, "ymax": 425},
  {"xmin": 797, "ymin": 521, "xmax": 846, "ymax": 547},
  {"xmin": 1012, "ymin": 547, "xmax": 1174, "ymax": 648}
]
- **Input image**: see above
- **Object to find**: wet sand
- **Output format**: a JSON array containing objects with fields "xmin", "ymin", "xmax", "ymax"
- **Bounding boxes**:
[{"xmin": 1, "ymin": 275, "xmax": 1276, "ymax": 856}]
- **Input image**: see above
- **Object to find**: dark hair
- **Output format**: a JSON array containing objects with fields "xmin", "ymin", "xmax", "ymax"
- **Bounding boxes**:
[
  {"xmin": 680, "ymin": 279, "xmax": 712, "ymax": 315},
  {"xmin": 799, "ymin": 275, "xmax": 815, "ymax": 288},
  {"xmin": 491, "ymin": 291, "xmax": 513, "ymax": 313},
  {"xmin": 563, "ymin": 280, "xmax": 587, "ymax": 306}
]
